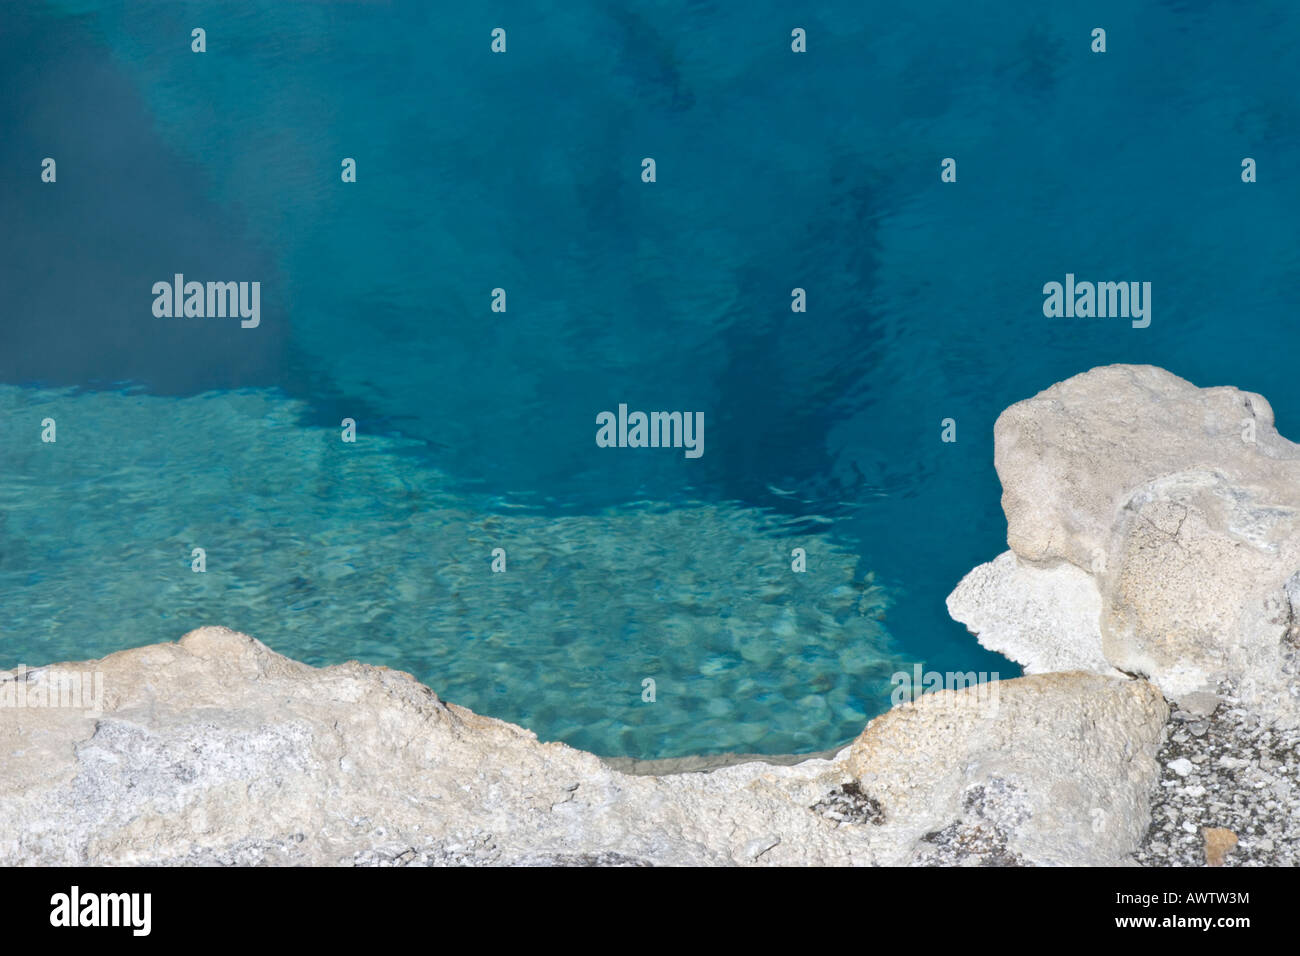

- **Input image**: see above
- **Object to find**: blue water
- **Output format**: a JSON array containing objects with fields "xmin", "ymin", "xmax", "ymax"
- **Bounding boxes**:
[{"xmin": 2, "ymin": 0, "xmax": 1298, "ymax": 756}]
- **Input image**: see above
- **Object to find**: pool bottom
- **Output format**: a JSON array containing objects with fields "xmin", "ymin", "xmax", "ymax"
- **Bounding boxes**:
[{"xmin": 1, "ymin": 384, "xmax": 905, "ymax": 758}]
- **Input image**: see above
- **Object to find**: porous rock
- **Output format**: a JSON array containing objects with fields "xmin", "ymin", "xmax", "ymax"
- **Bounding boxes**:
[
  {"xmin": 0, "ymin": 627, "xmax": 1167, "ymax": 866},
  {"xmin": 950, "ymin": 365, "xmax": 1300, "ymax": 726},
  {"xmin": 847, "ymin": 671, "xmax": 1167, "ymax": 866}
]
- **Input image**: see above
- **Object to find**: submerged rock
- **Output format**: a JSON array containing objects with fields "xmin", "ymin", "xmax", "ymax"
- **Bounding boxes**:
[{"xmin": 0, "ymin": 384, "xmax": 899, "ymax": 758}]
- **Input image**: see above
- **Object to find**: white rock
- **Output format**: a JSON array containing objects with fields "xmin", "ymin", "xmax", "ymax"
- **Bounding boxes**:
[
  {"xmin": 947, "ymin": 550, "xmax": 1119, "ymax": 676},
  {"xmin": 0, "ymin": 627, "xmax": 1169, "ymax": 867},
  {"xmin": 1169, "ymin": 758, "xmax": 1195, "ymax": 777},
  {"xmin": 950, "ymin": 365, "xmax": 1300, "ymax": 726},
  {"xmin": 847, "ymin": 671, "xmax": 1168, "ymax": 866}
]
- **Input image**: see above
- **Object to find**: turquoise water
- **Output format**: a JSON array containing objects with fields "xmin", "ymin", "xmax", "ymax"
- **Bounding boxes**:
[
  {"xmin": 0, "ymin": 385, "xmax": 898, "ymax": 755},
  {"xmin": 3, "ymin": 1, "xmax": 1299, "ymax": 756}
]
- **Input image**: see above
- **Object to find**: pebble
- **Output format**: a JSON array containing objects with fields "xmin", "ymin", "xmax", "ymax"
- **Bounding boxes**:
[{"xmin": 1137, "ymin": 680, "xmax": 1300, "ymax": 867}]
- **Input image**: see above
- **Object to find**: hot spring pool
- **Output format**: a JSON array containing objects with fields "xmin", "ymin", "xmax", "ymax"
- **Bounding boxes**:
[{"xmin": 4, "ymin": 0, "xmax": 1299, "ymax": 756}]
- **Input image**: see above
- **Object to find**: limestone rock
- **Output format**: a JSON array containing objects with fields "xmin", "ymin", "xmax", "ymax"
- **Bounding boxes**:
[
  {"xmin": 946, "ymin": 551, "xmax": 1118, "ymax": 677},
  {"xmin": 847, "ymin": 671, "xmax": 1168, "ymax": 866},
  {"xmin": 0, "ymin": 627, "xmax": 881, "ymax": 866},
  {"xmin": 994, "ymin": 365, "xmax": 1293, "ymax": 570},
  {"xmin": 950, "ymin": 365, "xmax": 1300, "ymax": 726},
  {"xmin": 0, "ymin": 627, "xmax": 1168, "ymax": 866}
]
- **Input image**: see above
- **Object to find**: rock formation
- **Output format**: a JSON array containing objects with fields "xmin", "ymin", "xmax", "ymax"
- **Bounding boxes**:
[
  {"xmin": 10, "ymin": 363, "xmax": 1293, "ymax": 866},
  {"xmin": 950, "ymin": 364, "xmax": 1300, "ymax": 727},
  {"xmin": 0, "ymin": 627, "xmax": 1164, "ymax": 866}
]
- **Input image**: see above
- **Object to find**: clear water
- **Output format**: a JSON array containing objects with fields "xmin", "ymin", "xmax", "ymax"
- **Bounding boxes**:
[{"xmin": 2, "ymin": 0, "xmax": 1298, "ymax": 757}]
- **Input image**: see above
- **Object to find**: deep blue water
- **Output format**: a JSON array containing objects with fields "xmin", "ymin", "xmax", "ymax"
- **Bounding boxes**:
[{"xmin": 2, "ymin": 0, "xmax": 1298, "ymax": 756}]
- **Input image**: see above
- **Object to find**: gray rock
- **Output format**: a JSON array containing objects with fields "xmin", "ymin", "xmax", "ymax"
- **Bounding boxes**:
[
  {"xmin": 0, "ymin": 627, "xmax": 1168, "ymax": 867},
  {"xmin": 847, "ymin": 671, "xmax": 1168, "ymax": 865},
  {"xmin": 1137, "ymin": 680, "xmax": 1300, "ymax": 867},
  {"xmin": 1180, "ymin": 692, "xmax": 1222, "ymax": 718},
  {"xmin": 950, "ymin": 365, "xmax": 1300, "ymax": 726},
  {"xmin": 947, "ymin": 551, "xmax": 1119, "ymax": 677}
]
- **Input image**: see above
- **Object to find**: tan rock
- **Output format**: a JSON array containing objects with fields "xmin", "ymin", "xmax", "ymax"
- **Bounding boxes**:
[
  {"xmin": 0, "ymin": 627, "xmax": 872, "ymax": 866},
  {"xmin": 847, "ymin": 671, "xmax": 1168, "ymax": 866},
  {"xmin": 0, "ymin": 627, "xmax": 1170, "ymax": 866},
  {"xmin": 950, "ymin": 365, "xmax": 1300, "ymax": 725},
  {"xmin": 1202, "ymin": 827, "xmax": 1238, "ymax": 867}
]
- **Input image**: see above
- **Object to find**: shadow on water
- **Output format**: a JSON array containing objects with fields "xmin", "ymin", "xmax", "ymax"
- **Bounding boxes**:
[{"xmin": 0, "ymin": 5, "xmax": 291, "ymax": 396}]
